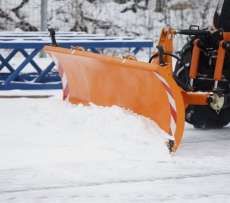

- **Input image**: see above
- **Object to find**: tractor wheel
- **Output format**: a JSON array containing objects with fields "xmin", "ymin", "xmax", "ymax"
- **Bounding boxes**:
[
  {"xmin": 174, "ymin": 43, "xmax": 230, "ymax": 129},
  {"xmin": 185, "ymin": 106, "xmax": 230, "ymax": 129}
]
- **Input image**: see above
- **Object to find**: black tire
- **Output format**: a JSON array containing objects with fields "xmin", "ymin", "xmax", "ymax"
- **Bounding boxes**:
[
  {"xmin": 174, "ymin": 42, "xmax": 230, "ymax": 129},
  {"xmin": 185, "ymin": 106, "xmax": 230, "ymax": 129}
]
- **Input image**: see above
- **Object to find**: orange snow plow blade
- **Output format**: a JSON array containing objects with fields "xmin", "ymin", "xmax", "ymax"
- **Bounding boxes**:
[{"xmin": 45, "ymin": 45, "xmax": 185, "ymax": 152}]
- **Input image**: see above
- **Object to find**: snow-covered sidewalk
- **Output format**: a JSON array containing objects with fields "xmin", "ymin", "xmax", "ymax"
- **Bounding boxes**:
[{"xmin": 0, "ymin": 91, "xmax": 230, "ymax": 203}]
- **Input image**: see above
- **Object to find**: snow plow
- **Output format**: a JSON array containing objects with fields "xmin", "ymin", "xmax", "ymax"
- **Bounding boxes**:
[{"xmin": 44, "ymin": 27, "xmax": 230, "ymax": 152}]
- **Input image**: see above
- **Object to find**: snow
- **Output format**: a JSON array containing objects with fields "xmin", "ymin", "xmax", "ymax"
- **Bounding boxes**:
[
  {"xmin": 0, "ymin": 0, "xmax": 217, "ymax": 46},
  {"xmin": 0, "ymin": 0, "xmax": 229, "ymax": 202},
  {"xmin": 0, "ymin": 91, "xmax": 230, "ymax": 202}
]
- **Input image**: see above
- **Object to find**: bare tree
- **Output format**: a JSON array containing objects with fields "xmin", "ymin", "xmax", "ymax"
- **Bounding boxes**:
[{"xmin": 155, "ymin": 0, "xmax": 166, "ymax": 12}]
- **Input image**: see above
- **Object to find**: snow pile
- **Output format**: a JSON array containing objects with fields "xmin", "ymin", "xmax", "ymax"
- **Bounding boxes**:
[
  {"xmin": 0, "ymin": 93, "xmax": 170, "ymax": 169},
  {"xmin": 1, "ymin": 92, "xmax": 230, "ymax": 202}
]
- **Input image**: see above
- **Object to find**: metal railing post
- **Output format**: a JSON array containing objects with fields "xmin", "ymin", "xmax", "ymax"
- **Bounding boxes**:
[
  {"xmin": 41, "ymin": 0, "xmax": 48, "ymax": 31},
  {"xmin": 40, "ymin": 0, "xmax": 48, "ymax": 57}
]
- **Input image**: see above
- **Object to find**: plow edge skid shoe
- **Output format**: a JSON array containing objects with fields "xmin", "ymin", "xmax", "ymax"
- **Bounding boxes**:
[{"xmin": 44, "ymin": 46, "xmax": 185, "ymax": 152}]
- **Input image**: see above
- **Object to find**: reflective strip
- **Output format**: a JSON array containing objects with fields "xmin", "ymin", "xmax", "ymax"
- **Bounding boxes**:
[
  {"xmin": 170, "ymin": 115, "xmax": 176, "ymax": 139},
  {"xmin": 166, "ymin": 91, "xmax": 176, "ymax": 113},
  {"xmin": 154, "ymin": 73, "xmax": 177, "ymax": 139},
  {"xmin": 52, "ymin": 56, "xmax": 69, "ymax": 100},
  {"xmin": 62, "ymin": 72, "xmax": 69, "ymax": 100}
]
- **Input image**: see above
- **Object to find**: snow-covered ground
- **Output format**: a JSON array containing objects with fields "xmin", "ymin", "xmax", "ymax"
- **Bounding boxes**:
[{"xmin": 0, "ymin": 90, "xmax": 230, "ymax": 203}]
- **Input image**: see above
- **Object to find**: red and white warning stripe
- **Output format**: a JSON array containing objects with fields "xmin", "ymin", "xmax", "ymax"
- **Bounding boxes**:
[
  {"xmin": 154, "ymin": 73, "xmax": 177, "ymax": 141},
  {"xmin": 52, "ymin": 56, "xmax": 69, "ymax": 100},
  {"xmin": 59, "ymin": 66, "xmax": 69, "ymax": 100}
]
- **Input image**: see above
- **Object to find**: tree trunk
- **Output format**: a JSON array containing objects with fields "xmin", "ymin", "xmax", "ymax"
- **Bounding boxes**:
[{"xmin": 155, "ymin": 0, "xmax": 166, "ymax": 12}]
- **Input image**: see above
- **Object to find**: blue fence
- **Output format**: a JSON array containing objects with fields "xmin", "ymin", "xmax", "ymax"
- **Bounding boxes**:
[{"xmin": 0, "ymin": 32, "xmax": 153, "ymax": 90}]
